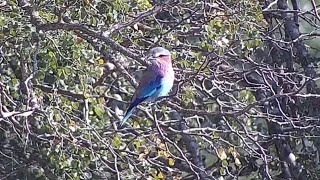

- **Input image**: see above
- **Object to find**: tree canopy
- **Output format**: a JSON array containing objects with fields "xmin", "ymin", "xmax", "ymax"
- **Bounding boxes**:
[{"xmin": 1, "ymin": 0, "xmax": 320, "ymax": 179}]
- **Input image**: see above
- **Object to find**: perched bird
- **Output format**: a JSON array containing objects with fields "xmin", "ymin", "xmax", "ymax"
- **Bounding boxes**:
[{"xmin": 119, "ymin": 47, "xmax": 175, "ymax": 126}]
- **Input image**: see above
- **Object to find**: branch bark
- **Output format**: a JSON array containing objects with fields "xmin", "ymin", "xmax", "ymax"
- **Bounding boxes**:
[{"xmin": 37, "ymin": 22, "xmax": 145, "ymax": 65}]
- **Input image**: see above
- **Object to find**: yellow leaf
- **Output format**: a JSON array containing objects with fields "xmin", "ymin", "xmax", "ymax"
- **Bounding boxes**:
[
  {"xmin": 228, "ymin": 147, "xmax": 234, "ymax": 153},
  {"xmin": 218, "ymin": 148, "xmax": 227, "ymax": 160},
  {"xmin": 235, "ymin": 158, "xmax": 241, "ymax": 166},
  {"xmin": 168, "ymin": 158, "xmax": 175, "ymax": 166},
  {"xmin": 98, "ymin": 58, "xmax": 105, "ymax": 65},
  {"xmin": 216, "ymin": 20, "xmax": 222, "ymax": 27},
  {"xmin": 157, "ymin": 171, "xmax": 164, "ymax": 179},
  {"xmin": 158, "ymin": 150, "xmax": 168, "ymax": 157},
  {"xmin": 138, "ymin": 153, "xmax": 146, "ymax": 160},
  {"xmin": 159, "ymin": 143, "xmax": 166, "ymax": 149}
]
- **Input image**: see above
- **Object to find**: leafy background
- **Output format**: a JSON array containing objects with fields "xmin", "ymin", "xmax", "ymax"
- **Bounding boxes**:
[{"xmin": 1, "ymin": 0, "xmax": 320, "ymax": 179}]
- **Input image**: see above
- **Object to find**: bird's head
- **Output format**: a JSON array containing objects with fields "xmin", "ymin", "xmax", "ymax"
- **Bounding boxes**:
[{"xmin": 147, "ymin": 47, "xmax": 171, "ymax": 61}]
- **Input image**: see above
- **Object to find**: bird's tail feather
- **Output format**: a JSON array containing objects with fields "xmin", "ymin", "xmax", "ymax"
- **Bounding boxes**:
[
  {"xmin": 119, "ymin": 97, "xmax": 148, "ymax": 127},
  {"xmin": 119, "ymin": 107, "xmax": 135, "ymax": 127}
]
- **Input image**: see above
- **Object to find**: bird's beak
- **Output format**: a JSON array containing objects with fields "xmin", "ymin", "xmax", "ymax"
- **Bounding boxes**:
[{"xmin": 145, "ymin": 54, "xmax": 155, "ymax": 61}]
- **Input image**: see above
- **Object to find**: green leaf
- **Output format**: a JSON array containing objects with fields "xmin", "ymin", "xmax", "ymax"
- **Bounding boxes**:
[
  {"xmin": 112, "ymin": 135, "xmax": 122, "ymax": 148},
  {"xmin": 94, "ymin": 104, "xmax": 105, "ymax": 118},
  {"xmin": 222, "ymin": 159, "xmax": 228, "ymax": 167},
  {"xmin": 219, "ymin": 167, "xmax": 226, "ymax": 176}
]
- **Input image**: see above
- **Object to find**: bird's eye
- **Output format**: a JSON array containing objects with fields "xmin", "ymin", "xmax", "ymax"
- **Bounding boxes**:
[{"xmin": 158, "ymin": 54, "xmax": 166, "ymax": 58}]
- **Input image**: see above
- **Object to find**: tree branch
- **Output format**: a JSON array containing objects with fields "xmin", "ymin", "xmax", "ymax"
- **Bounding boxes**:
[
  {"xmin": 37, "ymin": 22, "xmax": 145, "ymax": 65},
  {"xmin": 107, "ymin": 3, "xmax": 165, "ymax": 34}
]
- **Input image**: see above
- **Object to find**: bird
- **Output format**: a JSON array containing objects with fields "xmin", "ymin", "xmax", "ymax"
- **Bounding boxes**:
[{"xmin": 119, "ymin": 47, "xmax": 175, "ymax": 127}]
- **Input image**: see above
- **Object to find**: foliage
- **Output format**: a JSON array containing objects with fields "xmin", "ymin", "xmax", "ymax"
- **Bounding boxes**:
[{"xmin": 1, "ymin": 0, "xmax": 320, "ymax": 179}]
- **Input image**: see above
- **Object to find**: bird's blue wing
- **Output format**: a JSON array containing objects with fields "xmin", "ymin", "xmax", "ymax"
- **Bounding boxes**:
[
  {"xmin": 138, "ymin": 75, "xmax": 163, "ymax": 99},
  {"xmin": 119, "ymin": 74, "xmax": 163, "ymax": 126}
]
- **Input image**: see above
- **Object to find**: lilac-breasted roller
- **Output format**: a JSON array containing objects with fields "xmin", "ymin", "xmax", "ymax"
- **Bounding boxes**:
[{"xmin": 119, "ymin": 47, "xmax": 174, "ymax": 126}]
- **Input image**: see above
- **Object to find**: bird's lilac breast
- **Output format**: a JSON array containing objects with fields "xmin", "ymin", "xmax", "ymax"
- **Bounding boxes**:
[
  {"xmin": 146, "ymin": 58, "xmax": 174, "ymax": 100},
  {"xmin": 158, "ymin": 72, "xmax": 174, "ymax": 97},
  {"xmin": 155, "ymin": 64, "xmax": 174, "ymax": 97}
]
